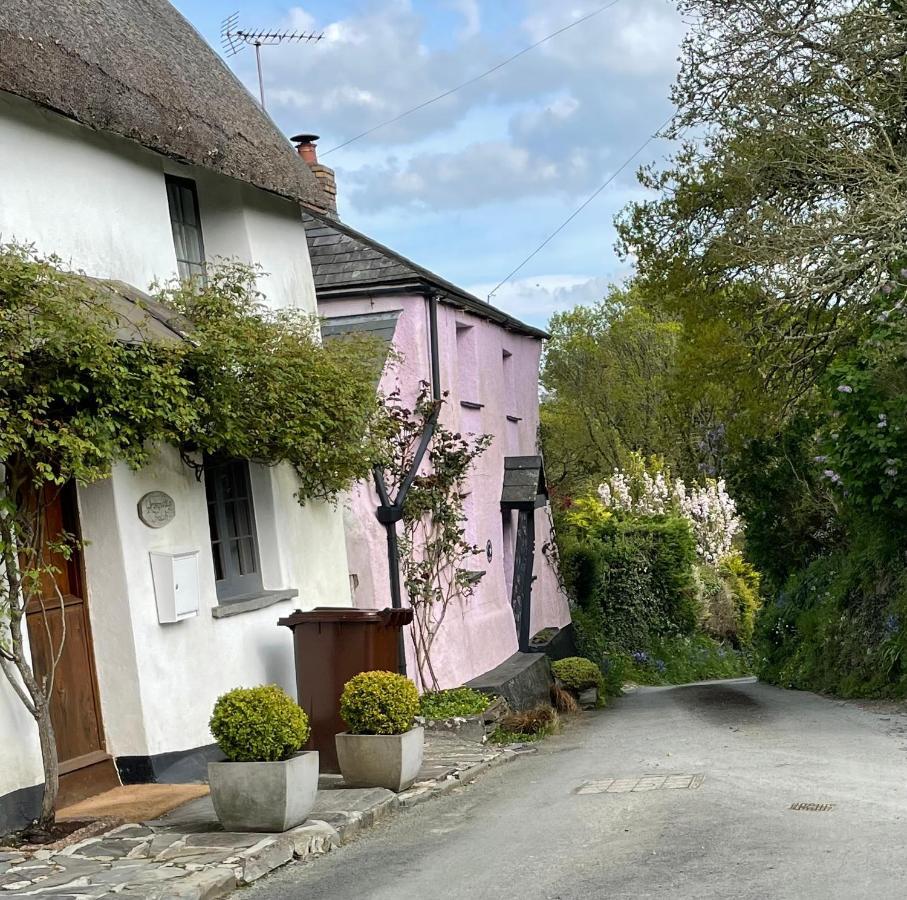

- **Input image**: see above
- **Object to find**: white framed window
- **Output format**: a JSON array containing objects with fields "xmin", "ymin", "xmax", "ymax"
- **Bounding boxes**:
[
  {"xmin": 204, "ymin": 458, "xmax": 263, "ymax": 601},
  {"xmin": 165, "ymin": 174, "xmax": 206, "ymax": 282}
]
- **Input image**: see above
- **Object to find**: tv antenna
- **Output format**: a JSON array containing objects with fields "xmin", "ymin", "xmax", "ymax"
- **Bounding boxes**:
[{"xmin": 221, "ymin": 12, "xmax": 324, "ymax": 110}]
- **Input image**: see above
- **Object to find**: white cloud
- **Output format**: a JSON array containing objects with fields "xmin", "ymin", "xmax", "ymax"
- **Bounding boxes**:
[
  {"xmin": 447, "ymin": 0, "xmax": 481, "ymax": 39},
  {"xmin": 246, "ymin": 0, "xmax": 682, "ymax": 213},
  {"xmin": 521, "ymin": 0, "xmax": 685, "ymax": 77},
  {"xmin": 468, "ymin": 274, "xmax": 617, "ymax": 326},
  {"xmin": 347, "ymin": 139, "xmax": 600, "ymax": 211},
  {"xmin": 207, "ymin": 0, "xmax": 684, "ymax": 319}
]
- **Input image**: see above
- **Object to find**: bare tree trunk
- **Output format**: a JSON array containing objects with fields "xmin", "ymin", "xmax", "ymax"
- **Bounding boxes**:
[
  {"xmin": 0, "ymin": 464, "xmax": 62, "ymax": 829},
  {"xmin": 35, "ymin": 697, "xmax": 59, "ymax": 827},
  {"xmin": 412, "ymin": 603, "xmax": 435, "ymax": 692}
]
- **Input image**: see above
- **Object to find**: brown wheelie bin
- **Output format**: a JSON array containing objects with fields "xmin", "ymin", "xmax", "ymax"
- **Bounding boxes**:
[{"xmin": 277, "ymin": 607, "xmax": 414, "ymax": 773}]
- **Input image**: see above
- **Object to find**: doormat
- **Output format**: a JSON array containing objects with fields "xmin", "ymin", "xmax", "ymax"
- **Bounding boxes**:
[
  {"xmin": 575, "ymin": 774, "xmax": 704, "ymax": 794},
  {"xmin": 790, "ymin": 802, "xmax": 834, "ymax": 812}
]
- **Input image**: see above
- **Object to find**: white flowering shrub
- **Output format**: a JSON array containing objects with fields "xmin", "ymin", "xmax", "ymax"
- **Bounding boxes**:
[{"xmin": 597, "ymin": 466, "xmax": 742, "ymax": 564}]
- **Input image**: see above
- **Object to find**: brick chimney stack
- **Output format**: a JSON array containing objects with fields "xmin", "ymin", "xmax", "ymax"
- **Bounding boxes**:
[{"xmin": 292, "ymin": 134, "xmax": 338, "ymax": 219}]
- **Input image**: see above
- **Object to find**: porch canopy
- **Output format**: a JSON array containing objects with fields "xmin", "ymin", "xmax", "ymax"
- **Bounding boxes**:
[{"xmin": 500, "ymin": 456, "xmax": 548, "ymax": 511}]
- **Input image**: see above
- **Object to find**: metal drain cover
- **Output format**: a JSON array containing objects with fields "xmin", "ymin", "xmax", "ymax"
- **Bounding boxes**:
[
  {"xmin": 790, "ymin": 802, "xmax": 834, "ymax": 812},
  {"xmin": 576, "ymin": 774, "xmax": 704, "ymax": 794}
]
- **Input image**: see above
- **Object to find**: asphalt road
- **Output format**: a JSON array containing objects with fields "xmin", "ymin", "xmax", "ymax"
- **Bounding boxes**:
[{"xmin": 242, "ymin": 678, "xmax": 907, "ymax": 899}]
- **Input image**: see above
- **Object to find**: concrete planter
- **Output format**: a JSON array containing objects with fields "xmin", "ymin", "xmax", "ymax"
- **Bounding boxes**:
[
  {"xmin": 335, "ymin": 726, "xmax": 424, "ymax": 792},
  {"xmin": 208, "ymin": 750, "xmax": 319, "ymax": 832}
]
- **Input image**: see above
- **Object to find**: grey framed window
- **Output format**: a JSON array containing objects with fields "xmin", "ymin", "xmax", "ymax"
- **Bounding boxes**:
[
  {"xmin": 204, "ymin": 458, "xmax": 262, "ymax": 601},
  {"xmin": 165, "ymin": 175, "xmax": 206, "ymax": 282}
]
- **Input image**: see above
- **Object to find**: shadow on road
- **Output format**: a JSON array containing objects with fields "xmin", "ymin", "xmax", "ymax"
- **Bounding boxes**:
[{"xmin": 668, "ymin": 680, "xmax": 771, "ymax": 726}]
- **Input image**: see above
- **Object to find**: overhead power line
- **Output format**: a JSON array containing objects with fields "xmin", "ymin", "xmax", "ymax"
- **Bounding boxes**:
[
  {"xmin": 322, "ymin": 0, "xmax": 625, "ymax": 156},
  {"xmin": 487, "ymin": 113, "xmax": 675, "ymax": 302}
]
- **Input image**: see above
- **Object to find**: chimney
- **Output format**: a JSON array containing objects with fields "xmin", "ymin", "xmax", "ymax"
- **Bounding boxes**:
[{"xmin": 292, "ymin": 133, "xmax": 338, "ymax": 219}]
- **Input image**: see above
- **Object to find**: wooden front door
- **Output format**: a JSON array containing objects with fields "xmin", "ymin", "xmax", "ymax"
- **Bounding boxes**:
[{"xmin": 25, "ymin": 483, "xmax": 118, "ymax": 806}]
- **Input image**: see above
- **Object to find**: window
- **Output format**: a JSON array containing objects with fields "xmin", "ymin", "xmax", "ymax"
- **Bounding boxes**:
[
  {"xmin": 502, "ymin": 349, "xmax": 515, "ymax": 411},
  {"xmin": 165, "ymin": 175, "xmax": 206, "ymax": 282},
  {"xmin": 204, "ymin": 458, "xmax": 262, "ymax": 600},
  {"xmin": 456, "ymin": 322, "xmax": 480, "ymax": 406}
]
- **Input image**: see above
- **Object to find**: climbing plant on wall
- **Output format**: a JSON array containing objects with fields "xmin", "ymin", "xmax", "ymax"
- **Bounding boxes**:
[
  {"xmin": 0, "ymin": 247, "xmax": 388, "ymax": 832},
  {"xmin": 384, "ymin": 385, "xmax": 491, "ymax": 692}
]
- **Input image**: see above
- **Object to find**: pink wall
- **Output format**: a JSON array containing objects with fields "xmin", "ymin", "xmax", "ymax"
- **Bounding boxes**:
[{"xmin": 328, "ymin": 293, "xmax": 571, "ymax": 690}]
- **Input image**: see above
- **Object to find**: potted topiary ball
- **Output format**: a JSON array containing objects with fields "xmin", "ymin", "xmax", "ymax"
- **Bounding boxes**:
[
  {"xmin": 335, "ymin": 670, "xmax": 423, "ymax": 792},
  {"xmin": 208, "ymin": 684, "xmax": 317, "ymax": 832}
]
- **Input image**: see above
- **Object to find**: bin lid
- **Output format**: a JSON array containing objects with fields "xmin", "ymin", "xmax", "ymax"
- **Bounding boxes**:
[{"xmin": 277, "ymin": 606, "xmax": 414, "ymax": 629}]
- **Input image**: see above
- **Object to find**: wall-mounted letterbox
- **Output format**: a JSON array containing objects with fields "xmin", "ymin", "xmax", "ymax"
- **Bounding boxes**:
[{"xmin": 150, "ymin": 550, "xmax": 200, "ymax": 623}]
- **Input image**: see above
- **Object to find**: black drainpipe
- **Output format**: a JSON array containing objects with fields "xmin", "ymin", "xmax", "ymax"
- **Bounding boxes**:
[{"xmin": 374, "ymin": 290, "xmax": 443, "ymax": 675}]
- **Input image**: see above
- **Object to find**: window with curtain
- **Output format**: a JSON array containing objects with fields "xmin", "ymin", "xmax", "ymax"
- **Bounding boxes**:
[
  {"xmin": 204, "ymin": 458, "xmax": 262, "ymax": 601},
  {"xmin": 165, "ymin": 175, "xmax": 206, "ymax": 283}
]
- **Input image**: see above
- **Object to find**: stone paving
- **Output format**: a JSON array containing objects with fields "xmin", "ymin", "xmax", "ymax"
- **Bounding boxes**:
[{"xmin": 0, "ymin": 734, "xmax": 531, "ymax": 899}]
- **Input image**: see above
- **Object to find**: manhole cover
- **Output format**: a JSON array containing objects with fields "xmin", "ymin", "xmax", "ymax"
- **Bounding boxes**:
[
  {"xmin": 790, "ymin": 802, "xmax": 834, "ymax": 812},
  {"xmin": 575, "ymin": 774, "xmax": 704, "ymax": 794}
]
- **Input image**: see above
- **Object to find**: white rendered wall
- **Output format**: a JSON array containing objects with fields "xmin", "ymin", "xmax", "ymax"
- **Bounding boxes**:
[
  {"xmin": 0, "ymin": 91, "xmax": 350, "ymax": 793},
  {"xmin": 79, "ymin": 450, "xmax": 352, "ymax": 758},
  {"xmin": 0, "ymin": 661, "xmax": 43, "ymax": 803}
]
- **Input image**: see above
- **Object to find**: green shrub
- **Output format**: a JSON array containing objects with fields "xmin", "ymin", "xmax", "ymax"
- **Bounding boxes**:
[
  {"xmin": 559, "ymin": 534, "xmax": 605, "ymax": 613},
  {"xmin": 561, "ymin": 515, "xmax": 698, "ymax": 651},
  {"xmin": 720, "ymin": 554, "xmax": 761, "ymax": 646},
  {"xmin": 729, "ymin": 411, "xmax": 839, "ymax": 594},
  {"xmin": 599, "ymin": 652, "xmax": 632, "ymax": 698},
  {"xmin": 696, "ymin": 564, "xmax": 737, "ymax": 642},
  {"xmin": 340, "ymin": 671, "xmax": 420, "ymax": 735},
  {"xmin": 419, "ymin": 687, "xmax": 490, "ymax": 719},
  {"xmin": 611, "ymin": 636, "xmax": 751, "ymax": 686},
  {"xmin": 490, "ymin": 727, "xmax": 551, "ymax": 745},
  {"xmin": 551, "ymin": 656, "xmax": 603, "ymax": 692},
  {"xmin": 209, "ymin": 685, "xmax": 309, "ymax": 763},
  {"xmin": 755, "ymin": 528, "xmax": 907, "ymax": 699}
]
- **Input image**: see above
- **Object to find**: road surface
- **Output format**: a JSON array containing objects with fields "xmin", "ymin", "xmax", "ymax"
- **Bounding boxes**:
[{"xmin": 243, "ymin": 678, "xmax": 907, "ymax": 899}]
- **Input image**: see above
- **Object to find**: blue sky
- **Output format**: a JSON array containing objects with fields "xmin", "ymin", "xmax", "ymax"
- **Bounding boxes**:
[{"xmin": 172, "ymin": 0, "xmax": 685, "ymax": 328}]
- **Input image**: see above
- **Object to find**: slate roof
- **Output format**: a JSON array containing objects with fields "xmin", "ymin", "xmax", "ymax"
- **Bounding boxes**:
[
  {"xmin": 321, "ymin": 311, "xmax": 400, "ymax": 385},
  {"xmin": 500, "ymin": 456, "xmax": 548, "ymax": 511},
  {"xmin": 302, "ymin": 211, "xmax": 549, "ymax": 340},
  {"xmin": 320, "ymin": 310, "xmax": 401, "ymax": 349},
  {"xmin": 0, "ymin": 0, "xmax": 328, "ymax": 210}
]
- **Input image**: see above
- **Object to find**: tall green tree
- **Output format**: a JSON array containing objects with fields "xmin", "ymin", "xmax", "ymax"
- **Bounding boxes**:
[
  {"xmin": 618, "ymin": 0, "xmax": 907, "ymax": 387},
  {"xmin": 540, "ymin": 288, "xmax": 681, "ymax": 495}
]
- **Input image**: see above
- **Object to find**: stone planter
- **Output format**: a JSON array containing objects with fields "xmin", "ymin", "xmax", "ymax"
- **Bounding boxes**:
[
  {"xmin": 335, "ymin": 726, "xmax": 424, "ymax": 792},
  {"xmin": 208, "ymin": 750, "xmax": 319, "ymax": 832}
]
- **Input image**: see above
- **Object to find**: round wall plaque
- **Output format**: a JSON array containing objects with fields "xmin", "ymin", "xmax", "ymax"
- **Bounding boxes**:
[
  {"xmin": 486, "ymin": 539, "xmax": 493, "ymax": 563},
  {"xmin": 138, "ymin": 491, "xmax": 176, "ymax": 529}
]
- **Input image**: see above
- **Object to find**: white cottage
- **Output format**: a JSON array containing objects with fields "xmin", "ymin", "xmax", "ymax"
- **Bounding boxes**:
[{"xmin": 0, "ymin": 0, "xmax": 348, "ymax": 831}]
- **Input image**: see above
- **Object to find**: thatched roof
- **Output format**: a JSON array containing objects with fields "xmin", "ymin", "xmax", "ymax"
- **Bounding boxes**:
[{"xmin": 0, "ymin": 0, "xmax": 328, "ymax": 210}]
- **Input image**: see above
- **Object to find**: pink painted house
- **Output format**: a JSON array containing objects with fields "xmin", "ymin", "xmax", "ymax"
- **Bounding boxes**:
[{"xmin": 298, "ymin": 142, "xmax": 571, "ymax": 690}]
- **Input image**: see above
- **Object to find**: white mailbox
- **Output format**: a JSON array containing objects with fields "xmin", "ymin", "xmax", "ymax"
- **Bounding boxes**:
[{"xmin": 150, "ymin": 550, "xmax": 200, "ymax": 623}]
